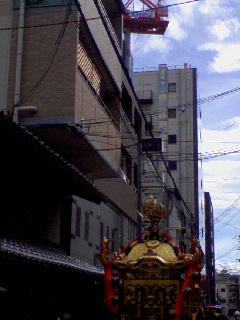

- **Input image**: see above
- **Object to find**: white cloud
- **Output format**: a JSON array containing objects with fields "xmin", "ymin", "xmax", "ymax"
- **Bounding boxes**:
[
  {"xmin": 171, "ymin": 3, "xmax": 196, "ymax": 27},
  {"xmin": 198, "ymin": 43, "xmax": 240, "ymax": 72},
  {"xmin": 202, "ymin": 158, "xmax": 240, "ymax": 209},
  {"xmin": 166, "ymin": 16, "xmax": 187, "ymax": 40},
  {"xmin": 179, "ymin": 2, "xmax": 194, "ymax": 18},
  {"xmin": 201, "ymin": 120, "xmax": 240, "ymax": 208},
  {"xmin": 215, "ymin": 260, "xmax": 240, "ymax": 274},
  {"xmin": 132, "ymin": 35, "xmax": 173, "ymax": 55},
  {"xmin": 198, "ymin": 0, "xmax": 231, "ymax": 18},
  {"xmin": 202, "ymin": 120, "xmax": 240, "ymax": 152},
  {"xmin": 207, "ymin": 18, "xmax": 240, "ymax": 41},
  {"xmin": 208, "ymin": 20, "xmax": 231, "ymax": 41}
]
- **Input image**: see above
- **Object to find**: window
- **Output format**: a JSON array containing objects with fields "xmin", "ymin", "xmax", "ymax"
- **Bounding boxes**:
[
  {"xmin": 168, "ymin": 108, "xmax": 176, "ymax": 118},
  {"xmin": 229, "ymin": 299, "xmax": 237, "ymax": 303},
  {"xmin": 168, "ymin": 83, "xmax": 176, "ymax": 92},
  {"xmin": 94, "ymin": 253, "xmax": 101, "ymax": 268},
  {"xmin": 122, "ymin": 84, "xmax": 132, "ymax": 122},
  {"xmin": 84, "ymin": 212, "xmax": 89, "ymax": 240},
  {"xmin": 168, "ymin": 134, "xmax": 177, "ymax": 144},
  {"xmin": 121, "ymin": 145, "xmax": 132, "ymax": 183},
  {"xmin": 75, "ymin": 206, "xmax": 81, "ymax": 237},
  {"xmin": 168, "ymin": 161, "xmax": 177, "ymax": 171},
  {"xmin": 100, "ymin": 222, "xmax": 104, "ymax": 245},
  {"xmin": 221, "ymin": 288, "xmax": 226, "ymax": 292},
  {"xmin": 134, "ymin": 108, "xmax": 142, "ymax": 137},
  {"xmin": 111, "ymin": 229, "xmax": 115, "ymax": 252}
]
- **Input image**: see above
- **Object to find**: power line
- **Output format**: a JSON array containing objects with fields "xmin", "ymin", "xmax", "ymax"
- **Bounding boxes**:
[
  {"xmin": 62, "ymin": 85, "xmax": 240, "ymax": 124},
  {"xmin": 137, "ymin": 104, "xmax": 197, "ymax": 230},
  {"xmin": 214, "ymin": 196, "xmax": 240, "ymax": 230},
  {"xmin": 216, "ymin": 244, "xmax": 239, "ymax": 260},
  {"xmin": 11, "ymin": 0, "xmax": 74, "ymax": 113},
  {"xmin": 0, "ymin": 0, "xmax": 200, "ymax": 32},
  {"xmin": 7, "ymin": 0, "xmax": 199, "ymax": 232}
]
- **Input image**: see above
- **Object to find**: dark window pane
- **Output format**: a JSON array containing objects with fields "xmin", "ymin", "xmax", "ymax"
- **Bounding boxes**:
[
  {"xmin": 168, "ymin": 108, "xmax": 176, "ymax": 118},
  {"xmin": 168, "ymin": 161, "xmax": 177, "ymax": 170},
  {"xmin": 100, "ymin": 222, "xmax": 104, "ymax": 245},
  {"xmin": 168, "ymin": 134, "xmax": 177, "ymax": 144},
  {"xmin": 111, "ymin": 229, "xmax": 115, "ymax": 252},
  {"xmin": 75, "ymin": 206, "xmax": 81, "ymax": 237},
  {"xmin": 84, "ymin": 212, "xmax": 89, "ymax": 240},
  {"xmin": 168, "ymin": 83, "xmax": 176, "ymax": 92}
]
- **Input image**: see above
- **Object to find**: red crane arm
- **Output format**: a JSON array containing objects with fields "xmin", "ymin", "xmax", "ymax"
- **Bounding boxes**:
[
  {"xmin": 124, "ymin": 0, "xmax": 162, "ymax": 10},
  {"xmin": 140, "ymin": 0, "xmax": 157, "ymax": 9},
  {"xmin": 124, "ymin": 0, "xmax": 134, "ymax": 8}
]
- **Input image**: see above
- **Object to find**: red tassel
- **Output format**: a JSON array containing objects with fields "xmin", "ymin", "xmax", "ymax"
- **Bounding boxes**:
[{"xmin": 104, "ymin": 260, "xmax": 118, "ymax": 314}]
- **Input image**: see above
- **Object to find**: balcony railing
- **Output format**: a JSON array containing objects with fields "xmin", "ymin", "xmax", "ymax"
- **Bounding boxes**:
[
  {"xmin": 95, "ymin": 0, "xmax": 121, "ymax": 54},
  {"xmin": 77, "ymin": 42, "xmax": 101, "ymax": 94}
]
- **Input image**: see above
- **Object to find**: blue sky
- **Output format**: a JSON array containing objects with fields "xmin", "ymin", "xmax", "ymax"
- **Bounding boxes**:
[{"xmin": 129, "ymin": 0, "xmax": 240, "ymax": 273}]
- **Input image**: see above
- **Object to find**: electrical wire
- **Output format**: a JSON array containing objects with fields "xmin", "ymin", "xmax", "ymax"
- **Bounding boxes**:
[
  {"xmin": 53, "ymin": 85, "xmax": 240, "ymax": 125},
  {"xmin": 136, "ymin": 100, "xmax": 197, "ymax": 232},
  {"xmin": 6, "ymin": 0, "xmax": 205, "ymax": 233},
  {"xmin": 0, "ymin": 0, "xmax": 201, "ymax": 32},
  {"xmin": 11, "ymin": 0, "xmax": 74, "ymax": 113},
  {"xmin": 215, "ymin": 209, "xmax": 240, "ymax": 233},
  {"xmin": 214, "ymin": 197, "xmax": 240, "ymax": 225},
  {"xmin": 64, "ymin": 13, "xmax": 195, "ymax": 229},
  {"xmin": 216, "ymin": 244, "xmax": 239, "ymax": 260}
]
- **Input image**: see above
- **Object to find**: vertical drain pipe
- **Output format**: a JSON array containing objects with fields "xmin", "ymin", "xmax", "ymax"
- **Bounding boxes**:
[{"xmin": 14, "ymin": 0, "xmax": 26, "ymax": 108}]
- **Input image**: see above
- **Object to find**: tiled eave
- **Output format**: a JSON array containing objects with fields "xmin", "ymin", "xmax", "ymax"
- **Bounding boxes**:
[{"xmin": 0, "ymin": 237, "xmax": 104, "ymax": 276}]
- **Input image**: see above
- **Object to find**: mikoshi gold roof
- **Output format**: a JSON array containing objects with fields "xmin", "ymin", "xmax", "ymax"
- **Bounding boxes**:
[{"xmin": 112, "ymin": 239, "xmax": 193, "ymax": 270}]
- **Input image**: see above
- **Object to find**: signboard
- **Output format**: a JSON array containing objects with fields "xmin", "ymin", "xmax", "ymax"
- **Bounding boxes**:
[
  {"xmin": 130, "ymin": 11, "xmax": 155, "ymax": 19},
  {"xmin": 142, "ymin": 138, "xmax": 162, "ymax": 152},
  {"xmin": 142, "ymin": 171, "xmax": 162, "ymax": 186},
  {"xmin": 141, "ymin": 187, "xmax": 163, "ymax": 204}
]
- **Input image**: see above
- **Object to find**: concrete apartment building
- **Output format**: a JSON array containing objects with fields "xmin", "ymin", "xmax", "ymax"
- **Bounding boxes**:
[
  {"xmin": 133, "ymin": 64, "xmax": 199, "ymax": 250},
  {"xmin": 216, "ymin": 272, "xmax": 240, "ymax": 316},
  {"xmin": 0, "ymin": 0, "xmax": 148, "ymax": 317},
  {"xmin": 205, "ymin": 191, "xmax": 216, "ymax": 304}
]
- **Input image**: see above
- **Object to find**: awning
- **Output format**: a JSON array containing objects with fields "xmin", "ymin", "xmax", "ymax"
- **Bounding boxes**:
[{"xmin": 0, "ymin": 113, "xmax": 109, "ymax": 204}]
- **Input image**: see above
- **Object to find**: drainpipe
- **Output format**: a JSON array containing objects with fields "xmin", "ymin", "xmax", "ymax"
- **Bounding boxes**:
[
  {"xmin": 12, "ymin": 0, "xmax": 38, "ymax": 124},
  {"xmin": 13, "ymin": 0, "xmax": 26, "ymax": 108}
]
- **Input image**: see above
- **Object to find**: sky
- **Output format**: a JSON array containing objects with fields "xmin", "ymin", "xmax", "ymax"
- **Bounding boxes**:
[{"xmin": 128, "ymin": 0, "xmax": 240, "ymax": 273}]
